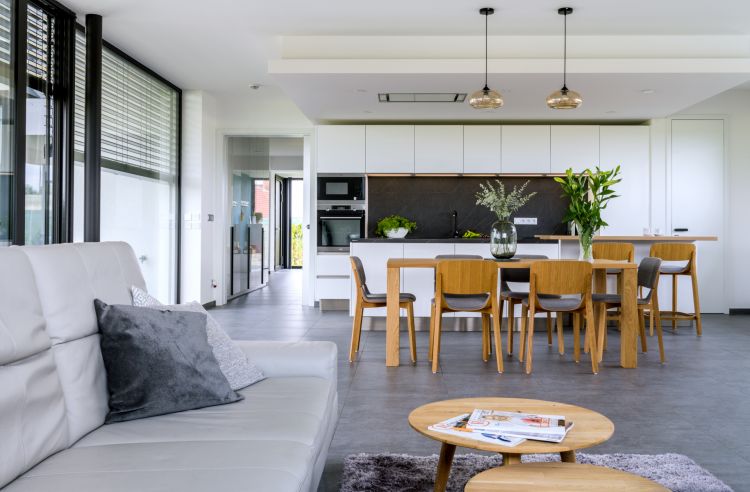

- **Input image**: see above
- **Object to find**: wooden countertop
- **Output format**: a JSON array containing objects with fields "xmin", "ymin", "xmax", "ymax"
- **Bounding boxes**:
[{"xmin": 536, "ymin": 235, "xmax": 718, "ymax": 242}]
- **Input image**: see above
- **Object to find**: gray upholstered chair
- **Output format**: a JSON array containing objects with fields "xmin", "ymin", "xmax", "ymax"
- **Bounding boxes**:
[
  {"xmin": 593, "ymin": 257, "xmax": 664, "ymax": 363},
  {"xmin": 428, "ymin": 254, "xmax": 485, "ymax": 361},
  {"xmin": 349, "ymin": 256, "xmax": 417, "ymax": 363},
  {"xmin": 499, "ymin": 255, "xmax": 562, "ymax": 357}
]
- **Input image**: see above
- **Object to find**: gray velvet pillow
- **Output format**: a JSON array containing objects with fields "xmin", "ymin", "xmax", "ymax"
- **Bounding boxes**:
[{"xmin": 94, "ymin": 299, "xmax": 242, "ymax": 423}]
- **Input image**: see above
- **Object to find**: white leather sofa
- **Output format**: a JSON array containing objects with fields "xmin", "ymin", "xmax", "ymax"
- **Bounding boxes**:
[{"xmin": 0, "ymin": 242, "xmax": 338, "ymax": 491}]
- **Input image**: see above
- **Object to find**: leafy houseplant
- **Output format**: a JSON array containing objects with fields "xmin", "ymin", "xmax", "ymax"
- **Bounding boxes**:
[
  {"xmin": 475, "ymin": 180, "xmax": 537, "ymax": 259},
  {"xmin": 554, "ymin": 166, "xmax": 622, "ymax": 260},
  {"xmin": 375, "ymin": 215, "xmax": 417, "ymax": 239}
]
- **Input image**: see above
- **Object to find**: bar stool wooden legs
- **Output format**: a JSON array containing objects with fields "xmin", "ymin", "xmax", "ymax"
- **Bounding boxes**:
[{"xmin": 650, "ymin": 243, "xmax": 702, "ymax": 336}]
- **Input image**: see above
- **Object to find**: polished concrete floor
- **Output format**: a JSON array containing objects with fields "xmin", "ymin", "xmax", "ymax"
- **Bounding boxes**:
[{"xmin": 210, "ymin": 269, "xmax": 750, "ymax": 491}]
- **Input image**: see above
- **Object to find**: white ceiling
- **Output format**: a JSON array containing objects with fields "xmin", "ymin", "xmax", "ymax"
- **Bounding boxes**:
[{"xmin": 62, "ymin": 0, "xmax": 750, "ymax": 122}]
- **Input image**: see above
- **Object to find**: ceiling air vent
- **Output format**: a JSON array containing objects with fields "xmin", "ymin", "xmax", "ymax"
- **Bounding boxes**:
[{"xmin": 378, "ymin": 93, "xmax": 467, "ymax": 103}]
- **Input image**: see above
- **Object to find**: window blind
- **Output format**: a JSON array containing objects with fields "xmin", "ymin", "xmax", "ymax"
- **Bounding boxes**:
[{"xmin": 74, "ymin": 30, "xmax": 179, "ymax": 178}]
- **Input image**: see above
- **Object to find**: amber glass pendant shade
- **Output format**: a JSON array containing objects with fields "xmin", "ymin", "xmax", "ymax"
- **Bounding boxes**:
[
  {"xmin": 547, "ymin": 87, "xmax": 582, "ymax": 109},
  {"xmin": 469, "ymin": 86, "xmax": 504, "ymax": 109}
]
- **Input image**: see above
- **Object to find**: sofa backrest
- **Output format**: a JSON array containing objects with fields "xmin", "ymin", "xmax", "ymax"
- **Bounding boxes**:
[{"xmin": 0, "ymin": 242, "xmax": 146, "ymax": 488}]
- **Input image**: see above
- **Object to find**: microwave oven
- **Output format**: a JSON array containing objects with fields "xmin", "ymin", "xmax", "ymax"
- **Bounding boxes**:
[{"xmin": 317, "ymin": 174, "xmax": 365, "ymax": 202}]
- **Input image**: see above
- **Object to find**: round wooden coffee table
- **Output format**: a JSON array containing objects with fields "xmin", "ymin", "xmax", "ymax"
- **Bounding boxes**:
[
  {"xmin": 465, "ymin": 463, "xmax": 669, "ymax": 491},
  {"xmin": 408, "ymin": 398, "xmax": 615, "ymax": 492}
]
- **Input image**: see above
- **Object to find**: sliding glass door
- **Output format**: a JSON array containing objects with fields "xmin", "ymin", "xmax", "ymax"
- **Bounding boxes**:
[{"xmin": 0, "ymin": 0, "xmax": 13, "ymax": 246}]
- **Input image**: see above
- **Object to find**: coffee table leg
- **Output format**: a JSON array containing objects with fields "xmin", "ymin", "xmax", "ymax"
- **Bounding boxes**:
[
  {"xmin": 560, "ymin": 450, "xmax": 576, "ymax": 463},
  {"xmin": 434, "ymin": 443, "xmax": 456, "ymax": 492},
  {"xmin": 502, "ymin": 453, "xmax": 521, "ymax": 465}
]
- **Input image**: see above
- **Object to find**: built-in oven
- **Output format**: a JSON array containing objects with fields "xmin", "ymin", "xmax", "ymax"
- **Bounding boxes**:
[
  {"xmin": 317, "ymin": 205, "xmax": 365, "ymax": 252},
  {"xmin": 317, "ymin": 174, "xmax": 365, "ymax": 202}
]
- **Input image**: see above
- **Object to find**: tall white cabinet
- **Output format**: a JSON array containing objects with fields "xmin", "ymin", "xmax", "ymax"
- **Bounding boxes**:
[{"xmin": 316, "ymin": 125, "xmax": 365, "ymax": 173}]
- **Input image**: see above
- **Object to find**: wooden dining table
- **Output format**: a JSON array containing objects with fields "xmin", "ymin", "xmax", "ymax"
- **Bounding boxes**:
[{"xmin": 385, "ymin": 258, "xmax": 639, "ymax": 368}]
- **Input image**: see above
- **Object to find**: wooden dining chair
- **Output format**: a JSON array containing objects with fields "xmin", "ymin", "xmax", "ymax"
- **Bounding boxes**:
[
  {"xmin": 431, "ymin": 259, "xmax": 503, "ymax": 374},
  {"xmin": 429, "ymin": 255, "xmax": 484, "ymax": 362},
  {"xmin": 593, "ymin": 257, "xmax": 665, "ymax": 363},
  {"xmin": 499, "ymin": 255, "xmax": 562, "ymax": 357},
  {"xmin": 650, "ymin": 243, "xmax": 701, "ymax": 336},
  {"xmin": 592, "ymin": 242, "xmax": 635, "ymax": 346},
  {"xmin": 349, "ymin": 256, "xmax": 417, "ymax": 363},
  {"xmin": 521, "ymin": 261, "xmax": 600, "ymax": 375}
]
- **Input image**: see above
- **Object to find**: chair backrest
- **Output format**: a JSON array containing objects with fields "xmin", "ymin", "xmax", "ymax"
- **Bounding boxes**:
[
  {"xmin": 500, "ymin": 254, "xmax": 548, "ymax": 285},
  {"xmin": 637, "ymin": 257, "xmax": 662, "ymax": 301},
  {"xmin": 436, "ymin": 259, "xmax": 498, "ymax": 297},
  {"xmin": 530, "ymin": 260, "xmax": 592, "ymax": 297},
  {"xmin": 350, "ymin": 256, "xmax": 370, "ymax": 298},
  {"xmin": 649, "ymin": 243, "xmax": 695, "ymax": 271},
  {"xmin": 593, "ymin": 242, "xmax": 634, "ymax": 262}
]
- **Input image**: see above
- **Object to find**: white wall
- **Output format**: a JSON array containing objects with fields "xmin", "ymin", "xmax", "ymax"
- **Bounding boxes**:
[
  {"xmin": 667, "ymin": 88, "xmax": 750, "ymax": 309},
  {"xmin": 181, "ymin": 90, "xmax": 218, "ymax": 304}
]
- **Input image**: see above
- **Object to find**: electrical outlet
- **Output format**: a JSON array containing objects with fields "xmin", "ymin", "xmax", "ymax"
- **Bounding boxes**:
[{"xmin": 514, "ymin": 217, "xmax": 538, "ymax": 225}]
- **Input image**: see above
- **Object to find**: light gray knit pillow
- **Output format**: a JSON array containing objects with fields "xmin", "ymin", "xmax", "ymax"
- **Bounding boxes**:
[{"xmin": 130, "ymin": 286, "xmax": 264, "ymax": 390}]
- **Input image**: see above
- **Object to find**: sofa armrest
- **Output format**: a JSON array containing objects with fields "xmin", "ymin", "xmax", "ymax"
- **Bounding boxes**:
[{"xmin": 236, "ymin": 341, "xmax": 337, "ymax": 382}]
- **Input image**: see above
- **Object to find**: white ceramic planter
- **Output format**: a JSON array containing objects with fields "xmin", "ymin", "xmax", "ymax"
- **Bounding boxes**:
[{"xmin": 385, "ymin": 227, "xmax": 409, "ymax": 239}]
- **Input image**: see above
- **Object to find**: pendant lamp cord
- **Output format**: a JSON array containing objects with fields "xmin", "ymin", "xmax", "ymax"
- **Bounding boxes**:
[
  {"xmin": 484, "ymin": 11, "xmax": 489, "ymax": 90},
  {"xmin": 562, "ymin": 11, "xmax": 567, "ymax": 90}
]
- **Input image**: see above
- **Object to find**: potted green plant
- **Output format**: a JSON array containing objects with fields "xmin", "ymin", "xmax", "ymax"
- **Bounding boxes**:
[
  {"xmin": 475, "ymin": 179, "xmax": 536, "ymax": 259},
  {"xmin": 554, "ymin": 166, "xmax": 622, "ymax": 260},
  {"xmin": 375, "ymin": 215, "xmax": 417, "ymax": 239}
]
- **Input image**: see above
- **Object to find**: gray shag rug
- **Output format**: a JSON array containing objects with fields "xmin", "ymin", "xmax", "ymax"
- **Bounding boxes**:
[{"xmin": 340, "ymin": 452, "xmax": 733, "ymax": 492}]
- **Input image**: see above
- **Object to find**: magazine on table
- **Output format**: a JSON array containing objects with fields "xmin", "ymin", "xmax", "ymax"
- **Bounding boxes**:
[
  {"xmin": 467, "ymin": 409, "xmax": 574, "ymax": 443},
  {"xmin": 428, "ymin": 414, "xmax": 525, "ymax": 448}
]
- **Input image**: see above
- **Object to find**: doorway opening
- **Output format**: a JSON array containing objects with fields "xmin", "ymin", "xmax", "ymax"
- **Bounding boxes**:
[{"xmin": 275, "ymin": 176, "xmax": 303, "ymax": 270}]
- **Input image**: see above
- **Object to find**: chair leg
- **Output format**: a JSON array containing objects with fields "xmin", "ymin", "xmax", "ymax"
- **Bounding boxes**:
[
  {"xmin": 654, "ymin": 291, "xmax": 665, "ymax": 363},
  {"xmin": 583, "ymin": 314, "xmax": 590, "ymax": 355},
  {"xmin": 671, "ymin": 274, "xmax": 678, "ymax": 332},
  {"xmin": 492, "ymin": 304, "xmax": 504, "ymax": 374},
  {"xmin": 595, "ymin": 304, "xmax": 607, "ymax": 364},
  {"xmin": 519, "ymin": 305, "xmax": 528, "ymax": 363},
  {"xmin": 556, "ymin": 313, "xmax": 565, "ymax": 355},
  {"xmin": 525, "ymin": 306, "xmax": 536, "ymax": 375},
  {"xmin": 481, "ymin": 314, "xmax": 490, "ymax": 362},
  {"xmin": 691, "ymin": 271, "xmax": 702, "ymax": 336},
  {"xmin": 432, "ymin": 308, "xmax": 443, "ymax": 374},
  {"xmin": 638, "ymin": 307, "xmax": 648, "ymax": 353},
  {"xmin": 406, "ymin": 302, "xmax": 417, "ymax": 363},
  {"xmin": 507, "ymin": 300, "xmax": 516, "ymax": 355},
  {"xmin": 428, "ymin": 301, "xmax": 435, "ymax": 362},
  {"xmin": 649, "ymin": 300, "xmax": 655, "ymax": 337},
  {"xmin": 349, "ymin": 298, "xmax": 364, "ymax": 362},
  {"xmin": 585, "ymin": 304, "xmax": 599, "ymax": 375},
  {"xmin": 573, "ymin": 313, "xmax": 581, "ymax": 363},
  {"xmin": 546, "ymin": 312, "xmax": 553, "ymax": 345}
]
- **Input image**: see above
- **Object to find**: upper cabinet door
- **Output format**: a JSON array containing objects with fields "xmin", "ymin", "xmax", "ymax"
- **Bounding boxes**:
[
  {"xmin": 550, "ymin": 126, "xmax": 600, "ymax": 174},
  {"xmin": 463, "ymin": 126, "xmax": 502, "ymax": 174},
  {"xmin": 316, "ymin": 125, "xmax": 365, "ymax": 173},
  {"xmin": 365, "ymin": 125, "xmax": 415, "ymax": 173},
  {"xmin": 599, "ymin": 126, "xmax": 650, "ymax": 235},
  {"xmin": 501, "ymin": 126, "xmax": 551, "ymax": 173},
  {"xmin": 414, "ymin": 125, "xmax": 463, "ymax": 173}
]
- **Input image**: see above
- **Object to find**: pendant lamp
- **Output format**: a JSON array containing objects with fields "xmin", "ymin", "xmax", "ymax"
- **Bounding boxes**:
[
  {"xmin": 547, "ymin": 7, "xmax": 582, "ymax": 109},
  {"xmin": 469, "ymin": 8, "xmax": 503, "ymax": 109}
]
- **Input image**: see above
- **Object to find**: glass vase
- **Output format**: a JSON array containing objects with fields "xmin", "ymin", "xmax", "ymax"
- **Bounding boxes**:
[
  {"xmin": 579, "ymin": 227, "xmax": 594, "ymax": 261},
  {"xmin": 490, "ymin": 220, "xmax": 517, "ymax": 259}
]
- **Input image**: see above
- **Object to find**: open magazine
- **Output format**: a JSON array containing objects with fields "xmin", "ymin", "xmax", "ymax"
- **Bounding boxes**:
[
  {"xmin": 467, "ymin": 409, "xmax": 574, "ymax": 443},
  {"xmin": 428, "ymin": 414, "xmax": 525, "ymax": 448}
]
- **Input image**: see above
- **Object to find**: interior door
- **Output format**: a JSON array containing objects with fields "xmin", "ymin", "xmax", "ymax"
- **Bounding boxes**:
[
  {"xmin": 275, "ymin": 177, "xmax": 284, "ymax": 269},
  {"xmin": 670, "ymin": 119, "xmax": 725, "ymax": 313}
]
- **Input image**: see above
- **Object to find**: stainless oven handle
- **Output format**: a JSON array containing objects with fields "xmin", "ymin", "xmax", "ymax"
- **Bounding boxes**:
[{"xmin": 319, "ymin": 216, "xmax": 364, "ymax": 220}]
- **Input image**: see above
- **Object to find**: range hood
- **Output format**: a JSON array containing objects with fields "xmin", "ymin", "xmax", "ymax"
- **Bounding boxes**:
[{"xmin": 378, "ymin": 93, "xmax": 467, "ymax": 103}]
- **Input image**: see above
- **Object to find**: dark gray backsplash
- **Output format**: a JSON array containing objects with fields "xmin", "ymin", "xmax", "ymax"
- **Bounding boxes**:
[{"xmin": 367, "ymin": 176, "xmax": 570, "ymax": 240}]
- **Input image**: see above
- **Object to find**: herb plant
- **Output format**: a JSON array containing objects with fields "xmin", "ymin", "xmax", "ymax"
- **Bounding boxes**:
[{"xmin": 375, "ymin": 215, "xmax": 417, "ymax": 237}]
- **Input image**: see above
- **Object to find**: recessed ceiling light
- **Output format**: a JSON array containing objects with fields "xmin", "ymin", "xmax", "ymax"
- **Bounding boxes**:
[
  {"xmin": 363, "ymin": 110, "xmax": 373, "ymax": 114},
  {"xmin": 356, "ymin": 89, "xmax": 368, "ymax": 93},
  {"xmin": 249, "ymin": 83, "xmax": 261, "ymax": 90},
  {"xmin": 605, "ymin": 110, "xmax": 617, "ymax": 114},
  {"xmin": 640, "ymin": 89, "xmax": 655, "ymax": 94}
]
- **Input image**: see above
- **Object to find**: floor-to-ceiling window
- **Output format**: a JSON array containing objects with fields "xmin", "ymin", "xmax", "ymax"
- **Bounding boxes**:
[{"xmin": 0, "ymin": 0, "xmax": 13, "ymax": 246}]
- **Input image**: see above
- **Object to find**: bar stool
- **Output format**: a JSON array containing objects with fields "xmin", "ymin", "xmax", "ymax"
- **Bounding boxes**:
[
  {"xmin": 349, "ymin": 256, "xmax": 417, "ymax": 363},
  {"xmin": 499, "ymin": 255, "xmax": 561, "ymax": 357},
  {"xmin": 429, "ymin": 255, "xmax": 484, "ymax": 362},
  {"xmin": 431, "ymin": 259, "xmax": 503, "ymax": 374},
  {"xmin": 649, "ymin": 243, "xmax": 702, "ymax": 336}
]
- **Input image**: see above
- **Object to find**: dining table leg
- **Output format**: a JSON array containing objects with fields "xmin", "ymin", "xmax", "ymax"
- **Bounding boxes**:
[
  {"xmin": 593, "ymin": 270, "xmax": 607, "ymax": 363},
  {"xmin": 620, "ymin": 268, "xmax": 638, "ymax": 368},
  {"xmin": 386, "ymin": 265, "xmax": 401, "ymax": 367}
]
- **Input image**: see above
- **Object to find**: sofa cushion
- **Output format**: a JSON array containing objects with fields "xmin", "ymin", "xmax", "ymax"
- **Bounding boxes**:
[
  {"xmin": 95, "ymin": 300, "xmax": 242, "ymax": 423},
  {"xmin": 131, "ymin": 287, "xmax": 265, "ymax": 391}
]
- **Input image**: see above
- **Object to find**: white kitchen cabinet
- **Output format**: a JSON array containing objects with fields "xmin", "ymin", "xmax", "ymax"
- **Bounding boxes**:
[
  {"xmin": 316, "ymin": 125, "xmax": 366, "ymax": 173},
  {"xmin": 315, "ymin": 278, "xmax": 351, "ymax": 301},
  {"xmin": 316, "ymin": 253, "xmax": 351, "ymax": 276},
  {"xmin": 414, "ymin": 126, "xmax": 463, "ymax": 173},
  {"xmin": 403, "ymin": 243, "xmax": 455, "ymax": 317},
  {"xmin": 463, "ymin": 126, "xmax": 502, "ymax": 174},
  {"xmin": 365, "ymin": 125, "xmax": 415, "ymax": 173},
  {"xmin": 599, "ymin": 126, "xmax": 650, "ymax": 236},
  {"xmin": 315, "ymin": 253, "xmax": 351, "ymax": 301},
  {"xmin": 550, "ymin": 126, "xmax": 599, "ymax": 173},
  {"xmin": 501, "ymin": 126, "xmax": 551, "ymax": 173},
  {"xmin": 349, "ymin": 242, "xmax": 404, "ymax": 316}
]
